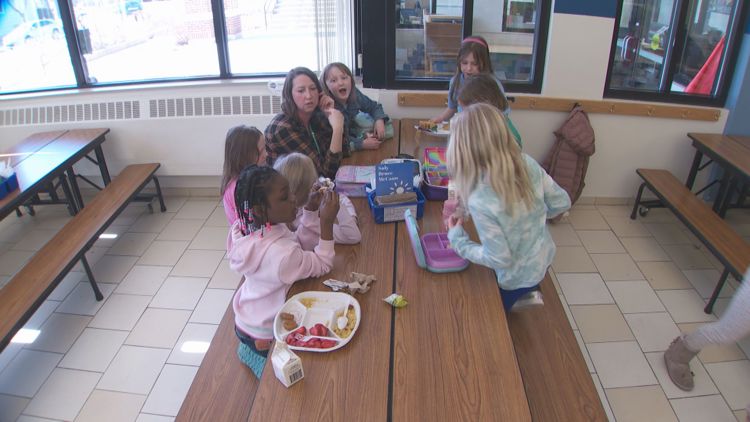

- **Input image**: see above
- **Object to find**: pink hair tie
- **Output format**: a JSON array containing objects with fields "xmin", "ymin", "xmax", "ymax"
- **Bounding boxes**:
[{"xmin": 462, "ymin": 37, "xmax": 488, "ymax": 48}]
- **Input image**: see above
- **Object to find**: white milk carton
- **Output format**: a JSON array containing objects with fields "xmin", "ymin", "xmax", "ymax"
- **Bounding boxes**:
[{"xmin": 271, "ymin": 342, "xmax": 304, "ymax": 387}]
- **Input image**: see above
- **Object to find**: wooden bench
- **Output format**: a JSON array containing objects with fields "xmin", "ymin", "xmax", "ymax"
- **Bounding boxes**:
[
  {"xmin": 507, "ymin": 273, "xmax": 607, "ymax": 421},
  {"xmin": 177, "ymin": 299, "xmax": 257, "ymax": 422},
  {"xmin": 631, "ymin": 168, "xmax": 750, "ymax": 313},
  {"xmin": 0, "ymin": 163, "xmax": 166, "ymax": 351}
]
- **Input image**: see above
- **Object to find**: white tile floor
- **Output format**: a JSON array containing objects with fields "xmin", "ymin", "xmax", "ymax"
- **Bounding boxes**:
[{"xmin": 0, "ymin": 199, "xmax": 747, "ymax": 421}]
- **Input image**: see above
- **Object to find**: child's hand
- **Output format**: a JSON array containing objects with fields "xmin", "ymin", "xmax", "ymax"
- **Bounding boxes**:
[
  {"xmin": 304, "ymin": 184, "xmax": 323, "ymax": 212},
  {"xmin": 447, "ymin": 214, "xmax": 463, "ymax": 230},
  {"xmin": 362, "ymin": 135, "xmax": 382, "ymax": 150},
  {"xmin": 319, "ymin": 190, "xmax": 340, "ymax": 225},
  {"xmin": 374, "ymin": 119, "xmax": 386, "ymax": 139},
  {"xmin": 319, "ymin": 94, "xmax": 335, "ymax": 111}
]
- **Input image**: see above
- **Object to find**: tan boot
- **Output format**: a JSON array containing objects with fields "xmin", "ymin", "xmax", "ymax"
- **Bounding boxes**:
[{"xmin": 663, "ymin": 335, "xmax": 698, "ymax": 391}]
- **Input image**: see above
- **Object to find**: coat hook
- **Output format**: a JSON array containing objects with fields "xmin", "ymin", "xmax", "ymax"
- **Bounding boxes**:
[{"xmin": 609, "ymin": 104, "xmax": 616, "ymax": 113}]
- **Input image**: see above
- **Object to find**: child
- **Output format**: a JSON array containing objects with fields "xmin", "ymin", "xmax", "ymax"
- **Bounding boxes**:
[
  {"xmin": 228, "ymin": 165, "xmax": 340, "ymax": 377},
  {"xmin": 457, "ymin": 74, "xmax": 521, "ymax": 147},
  {"xmin": 446, "ymin": 103, "xmax": 570, "ymax": 311},
  {"xmin": 321, "ymin": 62, "xmax": 393, "ymax": 151},
  {"xmin": 221, "ymin": 125, "xmax": 267, "ymax": 226},
  {"xmin": 432, "ymin": 35, "xmax": 508, "ymax": 123},
  {"xmin": 664, "ymin": 266, "xmax": 750, "ymax": 422},
  {"xmin": 273, "ymin": 152, "xmax": 361, "ymax": 250}
]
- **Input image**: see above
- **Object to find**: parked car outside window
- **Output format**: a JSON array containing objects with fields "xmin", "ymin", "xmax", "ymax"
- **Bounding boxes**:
[{"xmin": 1, "ymin": 19, "xmax": 63, "ymax": 49}]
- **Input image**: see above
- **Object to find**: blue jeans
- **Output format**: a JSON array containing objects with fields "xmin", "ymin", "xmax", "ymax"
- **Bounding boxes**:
[
  {"xmin": 500, "ymin": 284, "xmax": 540, "ymax": 311},
  {"xmin": 234, "ymin": 326, "xmax": 270, "ymax": 358}
]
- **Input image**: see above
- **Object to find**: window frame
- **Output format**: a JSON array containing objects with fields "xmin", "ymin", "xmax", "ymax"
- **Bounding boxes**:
[
  {"xmin": 603, "ymin": 0, "xmax": 749, "ymax": 107},
  {"xmin": 360, "ymin": 0, "xmax": 552, "ymax": 93}
]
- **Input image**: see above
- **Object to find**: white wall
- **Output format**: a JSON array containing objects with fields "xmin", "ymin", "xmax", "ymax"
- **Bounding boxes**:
[{"xmin": 0, "ymin": 12, "xmax": 729, "ymax": 199}]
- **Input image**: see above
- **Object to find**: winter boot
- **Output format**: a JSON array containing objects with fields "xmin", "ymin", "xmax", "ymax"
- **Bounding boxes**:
[{"xmin": 663, "ymin": 335, "xmax": 698, "ymax": 391}]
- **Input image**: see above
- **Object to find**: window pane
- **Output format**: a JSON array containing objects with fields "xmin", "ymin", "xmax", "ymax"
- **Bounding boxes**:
[
  {"xmin": 394, "ymin": 0, "xmax": 543, "ymax": 83},
  {"xmin": 73, "ymin": 0, "xmax": 220, "ymax": 84},
  {"xmin": 228, "ymin": 0, "xmax": 353, "ymax": 74},
  {"xmin": 609, "ymin": 0, "xmax": 676, "ymax": 92},
  {"xmin": 395, "ymin": 1, "xmax": 463, "ymax": 79},
  {"xmin": 670, "ymin": 0, "xmax": 734, "ymax": 95},
  {"xmin": 0, "ymin": 6, "xmax": 76, "ymax": 93},
  {"xmin": 475, "ymin": 0, "xmax": 538, "ymax": 83}
]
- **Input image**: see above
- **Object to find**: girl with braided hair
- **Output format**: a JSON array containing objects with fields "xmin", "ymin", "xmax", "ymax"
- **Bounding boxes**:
[{"xmin": 228, "ymin": 164, "xmax": 340, "ymax": 377}]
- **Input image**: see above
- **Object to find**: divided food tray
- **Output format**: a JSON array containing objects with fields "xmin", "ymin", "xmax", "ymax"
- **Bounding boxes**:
[{"xmin": 273, "ymin": 291, "xmax": 361, "ymax": 352}]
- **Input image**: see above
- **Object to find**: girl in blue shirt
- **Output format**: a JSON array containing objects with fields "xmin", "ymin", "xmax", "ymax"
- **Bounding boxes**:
[
  {"xmin": 446, "ymin": 103, "xmax": 570, "ymax": 311},
  {"xmin": 321, "ymin": 62, "xmax": 393, "ymax": 152}
]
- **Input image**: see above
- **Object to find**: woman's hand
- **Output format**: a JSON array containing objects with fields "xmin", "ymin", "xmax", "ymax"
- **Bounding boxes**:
[
  {"xmin": 325, "ymin": 107, "xmax": 344, "ymax": 131},
  {"xmin": 319, "ymin": 94, "xmax": 335, "ymax": 112},
  {"xmin": 374, "ymin": 119, "xmax": 386, "ymax": 139},
  {"xmin": 362, "ymin": 134, "xmax": 382, "ymax": 150}
]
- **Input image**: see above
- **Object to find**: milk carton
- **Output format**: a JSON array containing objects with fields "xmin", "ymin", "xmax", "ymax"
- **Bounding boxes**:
[{"xmin": 271, "ymin": 342, "xmax": 304, "ymax": 387}]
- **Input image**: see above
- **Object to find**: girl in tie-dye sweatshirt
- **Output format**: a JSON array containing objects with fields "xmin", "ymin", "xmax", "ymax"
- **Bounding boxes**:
[{"xmin": 446, "ymin": 103, "xmax": 570, "ymax": 311}]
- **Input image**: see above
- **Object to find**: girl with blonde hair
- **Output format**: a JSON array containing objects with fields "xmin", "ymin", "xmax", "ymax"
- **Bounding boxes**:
[
  {"xmin": 446, "ymin": 103, "xmax": 570, "ymax": 311},
  {"xmin": 273, "ymin": 152, "xmax": 360, "ymax": 251}
]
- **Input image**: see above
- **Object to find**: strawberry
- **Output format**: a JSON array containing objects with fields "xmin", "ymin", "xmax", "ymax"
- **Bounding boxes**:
[{"xmin": 319, "ymin": 340, "xmax": 337, "ymax": 348}]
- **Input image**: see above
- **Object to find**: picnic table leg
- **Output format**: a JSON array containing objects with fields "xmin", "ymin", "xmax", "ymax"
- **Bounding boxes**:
[
  {"xmin": 152, "ymin": 176, "xmax": 167, "ymax": 212},
  {"xmin": 94, "ymin": 146, "xmax": 111, "ymax": 186},
  {"xmin": 66, "ymin": 168, "xmax": 85, "ymax": 211},
  {"xmin": 80, "ymin": 255, "xmax": 104, "ymax": 301},
  {"xmin": 59, "ymin": 175, "xmax": 78, "ymax": 216},
  {"xmin": 685, "ymin": 150, "xmax": 703, "ymax": 190}
]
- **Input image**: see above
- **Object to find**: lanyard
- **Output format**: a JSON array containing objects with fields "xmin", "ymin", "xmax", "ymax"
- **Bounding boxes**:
[{"xmin": 308, "ymin": 125, "xmax": 321, "ymax": 156}]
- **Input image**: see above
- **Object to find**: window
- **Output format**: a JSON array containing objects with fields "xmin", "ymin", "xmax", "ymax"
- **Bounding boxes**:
[
  {"xmin": 0, "ymin": 0, "xmax": 354, "ymax": 95},
  {"xmin": 0, "ymin": 3, "xmax": 76, "ymax": 92},
  {"xmin": 73, "ymin": 0, "xmax": 220, "ymax": 84},
  {"xmin": 365, "ymin": 0, "xmax": 550, "ymax": 92},
  {"xmin": 227, "ymin": 0, "xmax": 354, "ymax": 75},
  {"xmin": 605, "ymin": 0, "xmax": 747, "ymax": 106}
]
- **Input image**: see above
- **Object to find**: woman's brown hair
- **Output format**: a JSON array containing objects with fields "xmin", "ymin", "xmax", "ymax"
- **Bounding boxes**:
[{"xmin": 281, "ymin": 66, "xmax": 323, "ymax": 122}]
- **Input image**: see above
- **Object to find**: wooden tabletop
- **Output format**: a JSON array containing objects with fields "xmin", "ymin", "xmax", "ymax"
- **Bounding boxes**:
[
  {"xmin": 0, "ymin": 128, "xmax": 110, "ymax": 220},
  {"xmin": 248, "ymin": 120, "xmax": 530, "ymax": 421},
  {"xmin": 687, "ymin": 133, "xmax": 750, "ymax": 180},
  {"xmin": 394, "ymin": 119, "xmax": 531, "ymax": 421},
  {"xmin": 247, "ymin": 123, "xmax": 401, "ymax": 421},
  {"xmin": 0, "ymin": 130, "xmax": 66, "ymax": 167}
]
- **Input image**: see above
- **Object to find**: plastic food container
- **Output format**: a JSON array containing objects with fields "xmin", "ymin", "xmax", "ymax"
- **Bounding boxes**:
[
  {"xmin": 367, "ymin": 185, "xmax": 425, "ymax": 224},
  {"xmin": 273, "ymin": 291, "xmax": 361, "ymax": 353},
  {"xmin": 404, "ymin": 209, "xmax": 469, "ymax": 273}
]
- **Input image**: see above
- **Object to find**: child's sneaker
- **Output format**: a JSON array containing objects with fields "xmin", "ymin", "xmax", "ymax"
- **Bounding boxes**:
[{"xmin": 510, "ymin": 290, "xmax": 544, "ymax": 312}]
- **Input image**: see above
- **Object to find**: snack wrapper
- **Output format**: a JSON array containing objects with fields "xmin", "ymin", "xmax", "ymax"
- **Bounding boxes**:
[
  {"xmin": 323, "ymin": 272, "xmax": 376, "ymax": 294},
  {"xmin": 318, "ymin": 177, "xmax": 335, "ymax": 192},
  {"xmin": 383, "ymin": 293, "xmax": 408, "ymax": 308}
]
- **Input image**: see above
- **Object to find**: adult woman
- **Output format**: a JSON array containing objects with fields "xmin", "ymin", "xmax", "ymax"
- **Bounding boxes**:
[{"xmin": 265, "ymin": 67, "xmax": 345, "ymax": 178}]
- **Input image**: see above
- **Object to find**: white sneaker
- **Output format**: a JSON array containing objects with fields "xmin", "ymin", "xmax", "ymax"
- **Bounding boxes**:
[{"xmin": 510, "ymin": 291, "xmax": 544, "ymax": 312}]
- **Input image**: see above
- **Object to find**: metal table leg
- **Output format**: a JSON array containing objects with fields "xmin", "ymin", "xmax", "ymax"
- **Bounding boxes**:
[{"xmin": 94, "ymin": 145, "xmax": 111, "ymax": 186}]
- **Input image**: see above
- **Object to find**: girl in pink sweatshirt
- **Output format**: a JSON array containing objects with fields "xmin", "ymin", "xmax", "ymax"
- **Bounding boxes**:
[
  {"xmin": 228, "ymin": 165, "xmax": 340, "ymax": 377},
  {"xmin": 273, "ymin": 152, "xmax": 361, "ymax": 251},
  {"xmin": 221, "ymin": 125, "xmax": 268, "ymax": 226}
]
